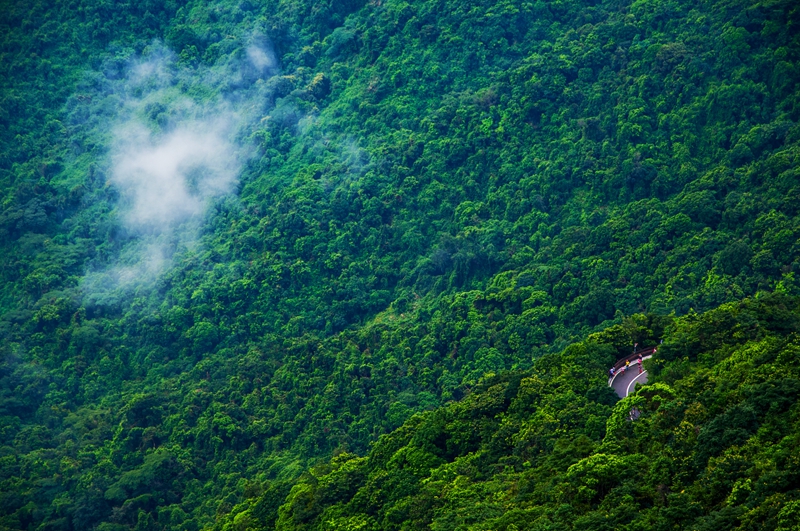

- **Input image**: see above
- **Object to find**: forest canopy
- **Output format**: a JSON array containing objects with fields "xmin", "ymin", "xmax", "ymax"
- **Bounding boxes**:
[
  {"xmin": 1, "ymin": 0, "xmax": 800, "ymax": 529},
  {"xmin": 229, "ymin": 294, "xmax": 800, "ymax": 531}
]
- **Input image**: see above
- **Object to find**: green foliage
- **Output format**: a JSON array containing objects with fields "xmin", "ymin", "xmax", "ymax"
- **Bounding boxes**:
[
  {"xmin": 2, "ymin": 0, "xmax": 800, "ymax": 529},
  {"xmin": 251, "ymin": 295, "xmax": 800, "ymax": 531}
]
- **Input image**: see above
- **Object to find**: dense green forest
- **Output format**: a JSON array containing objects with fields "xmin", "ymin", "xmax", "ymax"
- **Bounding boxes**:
[
  {"xmin": 221, "ymin": 294, "xmax": 800, "ymax": 531},
  {"xmin": 1, "ymin": 0, "xmax": 800, "ymax": 529}
]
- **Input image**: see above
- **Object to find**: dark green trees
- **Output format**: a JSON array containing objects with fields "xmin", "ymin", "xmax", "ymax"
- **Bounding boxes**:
[{"xmin": 2, "ymin": 0, "xmax": 800, "ymax": 529}]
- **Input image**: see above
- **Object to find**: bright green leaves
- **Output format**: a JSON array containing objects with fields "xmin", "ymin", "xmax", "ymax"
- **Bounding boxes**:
[
  {"xmin": 3, "ymin": 0, "xmax": 800, "ymax": 528},
  {"xmin": 249, "ymin": 296, "xmax": 800, "ymax": 531}
]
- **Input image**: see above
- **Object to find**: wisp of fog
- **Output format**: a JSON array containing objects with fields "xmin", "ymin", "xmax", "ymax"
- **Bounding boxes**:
[
  {"xmin": 81, "ymin": 39, "xmax": 274, "ymax": 303},
  {"xmin": 112, "ymin": 120, "xmax": 239, "ymax": 230}
]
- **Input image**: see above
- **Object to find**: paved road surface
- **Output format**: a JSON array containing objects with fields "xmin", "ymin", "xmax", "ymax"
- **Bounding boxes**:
[{"xmin": 609, "ymin": 356, "xmax": 652, "ymax": 398}]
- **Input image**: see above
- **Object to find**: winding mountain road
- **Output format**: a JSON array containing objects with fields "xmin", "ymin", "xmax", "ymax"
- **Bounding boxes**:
[{"xmin": 608, "ymin": 347, "xmax": 656, "ymax": 398}]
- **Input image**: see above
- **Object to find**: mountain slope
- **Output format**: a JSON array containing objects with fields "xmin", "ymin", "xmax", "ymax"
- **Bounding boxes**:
[
  {"xmin": 1, "ymin": 0, "xmax": 800, "ymax": 529},
  {"xmin": 234, "ymin": 295, "xmax": 800, "ymax": 531}
]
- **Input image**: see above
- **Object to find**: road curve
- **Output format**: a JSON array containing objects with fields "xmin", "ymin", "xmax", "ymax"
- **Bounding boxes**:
[{"xmin": 609, "ymin": 354, "xmax": 653, "ymax": 398}]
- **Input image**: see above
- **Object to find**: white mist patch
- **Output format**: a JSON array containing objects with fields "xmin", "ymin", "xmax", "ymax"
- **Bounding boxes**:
[
  {"xmin": 341, "ymin": 136, "xmax": 370, "ymax": 173},
  {"xmin": 247, "ymin": 43, "xmax": 277, "ymax": 73},
  {"xmin": 111, "ymin": 120, "xmax": 239, "ymax": 230},
  {"xmin": 128, "ymin": 52, "xmax": 173, "ymax": 89},
  {"xmin": 82, "ymin": 239, "xmax": 178, "ymax": 306},
  {"xmin": 80, "ymin": 40, "xmax": 271, "ymax": 300},
  {"xmin": 110, "ymin": 241, "xmax": 170, "ymax": 286}
]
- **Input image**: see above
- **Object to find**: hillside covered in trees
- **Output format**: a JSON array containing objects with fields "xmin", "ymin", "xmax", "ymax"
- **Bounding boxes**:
[
  {"xmin": 1, "ymin": 0, "xmax": 800, "ymax": 529},
  {"xmin": 225, "ymin": 294, "xmax": 800, "ymax": 531}
]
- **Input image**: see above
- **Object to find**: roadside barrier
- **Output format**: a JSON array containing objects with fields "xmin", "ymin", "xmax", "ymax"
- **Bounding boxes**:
[
  {"xmin": 612, "ymin": 346, "xmax": 656, "ymax": 371},
  {"xmin": 608, "ymin": 346, "xmax": 656, "ymax": 390}
]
